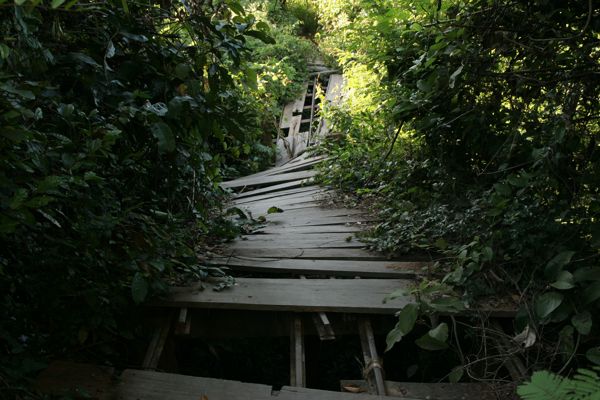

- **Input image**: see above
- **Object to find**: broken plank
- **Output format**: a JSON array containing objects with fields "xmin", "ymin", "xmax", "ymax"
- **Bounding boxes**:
[
  {"xmin": 118, "ymin": 369, "xmax": 272, "ymax": 400},
  {"xmin": 233, "ymin": 179, "xmax": 314, "ymax": 199},
  {"xmin": 142, "ymin": 315, "xmax": 171, "ymax": 370},
  {"xmin": 221, "ymin": 170, "xmax": 317, "ymax": 190},
  {"xmin": 340, "ymin": 380, "xmax": 501, "ymax": 400},
  {"xmin": 159, "ymin": 278, "xmax": 414, "ymax": 314},
  {"xmin": 232, "ymin": 186, "xmax": 325, "ymax": 205},
  {"xmin": 207, "ymin": 257, "xmax": 426, "ymax": 278}
]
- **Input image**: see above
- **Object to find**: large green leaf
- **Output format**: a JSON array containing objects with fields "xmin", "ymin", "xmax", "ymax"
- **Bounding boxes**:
[
  {"xmin": 150, "ymin": 122, "xmax": 175, "ymax": 153},
  {"xmin": 544, "ymin": 251, "xmax": 575, "ymax": 280},
  {"xmin": 385, "ymin": 303, "xmax": 418, "ymax": 351},
  {"xmin": 534, "ymin": 292, "xmax": 563, "ymax": 319},
  {"xmin": 415, "ymin": 322, "xmax": 449, "ymax": 351}
]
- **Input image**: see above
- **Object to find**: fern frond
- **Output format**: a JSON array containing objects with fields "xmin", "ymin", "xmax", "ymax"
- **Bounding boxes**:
[
  {"xmin": 518, "ymin": 371, "xmax": 572, "ymax": 400},
  {"xmin": 570, "ymin": 369, "xmax": 600, "ymax": 400},
  {"xmin": 518, "ymin": 369, "xmax": 600, "ymax": 400}
]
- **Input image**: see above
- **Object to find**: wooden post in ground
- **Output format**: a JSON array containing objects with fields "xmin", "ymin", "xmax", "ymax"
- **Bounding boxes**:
[
  {"xmin": 357, "ymin": 316, "xmax": 386, "ymax": 396},
  {"xmin": 142, "ymin": 314, "xmax": 172, "ymax": 370},
  {"xmin": 290, "ymin": 314, "xmax": 306, "ymax": 387}
]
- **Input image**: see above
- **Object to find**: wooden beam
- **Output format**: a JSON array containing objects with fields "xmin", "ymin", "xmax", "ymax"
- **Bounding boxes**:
[
  {"xmin": 290, "ymin": 315, "xmax": 306, "ymax": 387},
  {"xmin": 358, "ymin": 317, "xmax": 386, "ymax": 396},
  {"xmin": 142, "ymin": 315, "xmax": 172, "ymax": 370},
  {"xmin": 340, "ymin": 380, "xmax": 502, "ymax": 399},
  {"xmin": 159, "ymin": 278, "xmax": 415, "ymax": 314}
]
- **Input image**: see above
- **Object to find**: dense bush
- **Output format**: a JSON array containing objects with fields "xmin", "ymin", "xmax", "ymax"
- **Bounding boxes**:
[
  {"xmin": 0, "ymin": 0, "xmax": 286, "ymax": 392},
  {"xmin": 315, "ymin": 0, "xmax": 600, "ymax": 376}
]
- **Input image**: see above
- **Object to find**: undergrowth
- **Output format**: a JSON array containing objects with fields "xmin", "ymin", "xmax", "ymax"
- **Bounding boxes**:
[{"xmin": 313, "ymin": 0, "xmax": 600, "ymax": 390}]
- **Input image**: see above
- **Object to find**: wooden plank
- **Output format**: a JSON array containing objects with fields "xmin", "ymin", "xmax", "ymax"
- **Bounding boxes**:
[
  {"xmin": 340, "ymin": 380, "xmax": 500, "ymax": 400},
  {"xmin": 221, "ymin": 170, "xmax": 317, "ymax": 190},
  {"xmin": 221, "ymin": 248, "xmax": 387, "ymax": 260},
  {"xmin": 226, "ymin": 239, "xmax": 366, "ymax": 250},
  {"xmin": 255, "ymin": 224, "xmax": 364, "ymax": 234},
  {"xmin": 142, "ymin": 315, "xmax": 171, "ymax": 370},
  {"xmin": 207, "ymin": 257, "xmax": 426, "ymax": 278},
  {"xmin": 277, "ymin": 386, "xmax": 391, "ymax": 400},
  {"xmin": 290, "ymin": 315, "xmax": 306, "ymax": 387},
  {"xmin": 159, "ymin": 278, "xmax": 414, "ymax": 314},
  {"xmin": 358, "ymin": 317, "xmax": 386, "ymax": 396},
  {"xmin": 312, "ymin": 312, "xmax": 335, "ymax": 341},
  {"xmin": 238, "ymin": 201, "xmax": 326, "ymax": 215},
  {"xmin": 118, "ymin": 369, "xmax": 273, "ymax": 400},
  {"xmin": 233, "ymin": 179, "xmax": 314, "ymax": 199},
  {"xmin": 36, "ymin": 361, "xmax": 116, "ymax": 400},
  {"xmin": 232, "ymin": 186, "xmax": 325, "ymax": 205},
  {"xmin": 325, "ymin": 74, "xmax": 346, "ymax": 105},
  {"xmin": 239, "ymin": 156, "xmax": 324, "ymax": 182}
]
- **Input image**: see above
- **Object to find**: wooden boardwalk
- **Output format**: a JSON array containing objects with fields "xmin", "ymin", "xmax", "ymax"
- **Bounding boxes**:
[{"xmin": 38, "ymin": 68, "xmax": 513, "ymax": 399}]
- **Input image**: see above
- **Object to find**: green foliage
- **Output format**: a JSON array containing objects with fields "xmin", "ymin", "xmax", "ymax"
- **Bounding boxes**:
[
  {"xmin": 314, "ymin": 0, "xmax": 600, "ymax": 374},
  {"xmin": 0, "ymin": 0, "xmax": 282, "ymax": 393},
  {"xmin": 518, "ymin": 368, "xmax": 600, "ymax": 400}
]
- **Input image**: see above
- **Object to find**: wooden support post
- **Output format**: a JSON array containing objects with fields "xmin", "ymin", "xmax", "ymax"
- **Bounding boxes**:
[
  {"xmin": 290, "ymin": 314, "xmax": 306, "ymax": 387},
  {"xmin": 142, "ymin": 314, "xmax": 172, "ymax": 370},
  {"xmin": 357, "ymin": 316, "xmax": 386, "ymax": 396},
  {"xmin": 311, "ymin": 312, "xmax": 335, "ymax": 341},
  {"xmin": 300, "ymin": 275, "xmax": 335, "ymax": 341},
  {"xmin": 175, "ymin": 307, "xmax": 191, "ymax": 336}
]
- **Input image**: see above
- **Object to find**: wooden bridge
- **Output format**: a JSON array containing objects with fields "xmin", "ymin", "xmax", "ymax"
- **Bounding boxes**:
[{"xmin": 37, "ymin": 65, "xmax": 514, "ymax": 400}]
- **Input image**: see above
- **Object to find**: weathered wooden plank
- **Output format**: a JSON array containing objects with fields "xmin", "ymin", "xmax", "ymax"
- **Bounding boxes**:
[
  {"xmin": 238, "ymin": 156, "xmax": 324, "ymax": 183},
  {"xmin": 255, "ymin": 224, "xmax": 364, "ymax": 234},
  {"xmin": 358, "ymin": 317, "xmax": 386, "ymax": 395},
  {"xmin": 277, "ymin": 386, "xmax": 392, "ymax": 400},
  {"xmin": 290, "ymin": 315, "xmax": 306, "ymax": 387},
  {"xmin": 142, "ymin": 315, "xmax": 171, "ymax": 370},
  {"xmin": 221, "ymin": 248, "xmax": 387, "ymax": 260},
  {"xmin": 340, "ymin": 380, "xmax": 500, "ymax": 400},
  {"xmin": 36, "ymin": 361, "xmax": 116, "ymax": 400},
  {"xmin": 326, "ymin": 74, "xmax": 346, "ymax": 105},
  {"xmin": 226, "ymin": 237, "xmax": 366, "ymax": 250},
  {"xmin": 232, "ymin": 186, "xmax": 325, "ymax": 205},
  {"xmin": 117, "ymin": 370, "xmax": 273, "ymax": 400},
  {"xmin": 222, "ymin": 170, "xmax": 317, "ymax": 190},
  {"xmin": 239, "ymin": 201, "xmax": 326, "ymax": 215},
  {"xmin": 233, "ymin": 179, "xmax": 314, "ymax": 199},
  {"xmin": 207, "ymin": 257, "xmax": 426, "ymax": 278},
  {"xmin": 160, "ymin": 278, "xmax": 414, "ymax": 314}
]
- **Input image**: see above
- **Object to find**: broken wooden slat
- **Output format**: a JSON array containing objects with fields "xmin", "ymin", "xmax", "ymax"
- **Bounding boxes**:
[
  {"xmin": 174, "ymin": 307, "xmax": 191, "ymax": 336},
  {"xmin": 160, "ymin": 278, "xmax": 414, "ymax": 314},
  {"xmin": 340, "ymin": 380, "xmax": 501, "ymax": 400},
  {"xmin": 221, "ymin": 170, "xmax": 317, "ymax": 190},
  {"xmin": 358, "ymin": 317, "xmax": 386, "ymax": 396},
  {"xmin": 207, "ymin": 257, "xmax": 426, "ymax": 278},
  {"xmin": 232, "ymin": 186, "xmax": 325, "ymax": 205},
  {"xmin": 290, "ymin": 315, "xmax": 306, "ymax": 387},
  {"xmin": 142, "ymin": 315, "xmax": 171, "ymax": 370},
  {"xmin": 312, "ymin": 312, "xmax": 335, "ymax": 341},
  {"xmin": 233, "ymin": 179, "xmax": 314, "ymax": 199}
]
